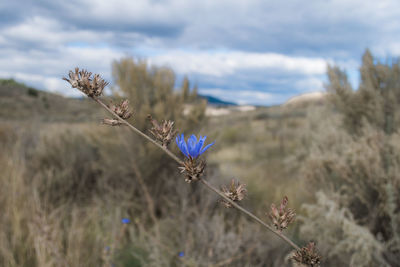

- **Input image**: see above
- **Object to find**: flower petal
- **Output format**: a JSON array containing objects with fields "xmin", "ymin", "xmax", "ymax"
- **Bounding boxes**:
[
  {"xmin": 176, "ymin": 134, "xmax": 189, "ymax": 157},
  {"xmin": 200, "ymin": 141, "xmax": 215, "ymax": 155},
  {"xmin": 194, "ymin": 136, "xmax": 206, "ymax": 156},
  {"xmin": 189, "ymin": 134, "xmax": 197, "ymax": 143},
  {"xmin": 121, "ymin": 218, "xmax": 130, "ymax": 224},
  {"xmin": 188, "ymin": 135, "xmax": 197, "ymax": 149},
  {"xmin": 187, "ymin": 135, "xmax": 198, "ymax": 157},
  {"xmin": 181, "ymin": 142, "xmax": 189, "ymax": 157}
]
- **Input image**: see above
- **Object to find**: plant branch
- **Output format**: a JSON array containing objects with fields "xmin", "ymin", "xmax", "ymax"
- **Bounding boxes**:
[
  {"xmin": 93, "ymin": 96, "xmax": 182, "ymax": 164},
  {"xmin": 200, "ymin": 179, "xmax": 300, "ymax": 250},
  {"xmin": 91, "ymin": 96, "xmax": 300, "ymax": 251}
]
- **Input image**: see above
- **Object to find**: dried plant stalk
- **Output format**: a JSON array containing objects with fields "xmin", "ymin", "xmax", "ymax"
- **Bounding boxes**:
[
  {"xmin": 63, "ymin": 68, "xmax": 108, "ymax": 97},
  {"xmin": 178, "ymin": 157, "xmax": 206, "ymax": 183},
  {"xmin": 220, "ymin": 179, "xmax": 247, "ymax": 208},
  {"xmin": 63, "ymin": 68, "xmax": 309, "ymax": 261},
  {"xmin": 147, "ymin": 115, "xmax": 177, "ymax": 147},
  {"xmin": 292, "ymin": 242, "xmax": 321, "ymax": 267},
  {"xmin": 269, "ymin": 196, "xmax": 296, "ymax": 231}
]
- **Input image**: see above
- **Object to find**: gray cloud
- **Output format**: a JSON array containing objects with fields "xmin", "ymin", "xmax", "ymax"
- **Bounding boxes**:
[
  {"xmin": 1, "ymin": 0, "xmax": 400, "ymax": 105},
  {"xmin": 6, "ymin": 0, "xmax": 400, "ymax": 56}
]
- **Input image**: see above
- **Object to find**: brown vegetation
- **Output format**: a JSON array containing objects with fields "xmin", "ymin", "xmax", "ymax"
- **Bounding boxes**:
[{"xmin": 0, "ymin": 50, "xmax": 398, "ymax": 266}]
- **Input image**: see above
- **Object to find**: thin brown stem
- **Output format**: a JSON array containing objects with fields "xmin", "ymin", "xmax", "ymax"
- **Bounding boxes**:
[
  {"xmin": 91, "ymin": 96, "xmax": 300, "ymax": 251},
  {"xmin": 92, "ymin": 96, "xmax": 182, "ymax": 164},
  {"xmin": 200, "ymin": 179, "xmax": 300, "ymax": 250}
]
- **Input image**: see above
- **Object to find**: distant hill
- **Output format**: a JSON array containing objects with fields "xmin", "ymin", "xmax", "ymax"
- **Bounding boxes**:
[
  {"xmin": 0, "ymin": 78, "xmax": 101, "ymax": 122},
  {"xmin": 0, "ymin": 79, "xmax": 243, "ymax": 122},
  {"xmin": 199, "ymin": 94, "xmax": 237, "ymax": 106},
  {"xmin": 284, "ymin": 91, "xmax": 326, "ymax": 107},
  {"xmin": 2, "ymin": 79, "xmax": 327, "ymax": 123}
]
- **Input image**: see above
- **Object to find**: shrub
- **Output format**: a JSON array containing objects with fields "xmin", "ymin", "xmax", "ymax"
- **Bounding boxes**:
[{"xmin": 300, "ymin": 50, "xmax": 400, "ymax": 266}]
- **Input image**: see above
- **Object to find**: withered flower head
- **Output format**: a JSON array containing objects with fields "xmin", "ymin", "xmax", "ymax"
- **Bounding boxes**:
[
  {"xmin": 148, "ymin": 115, "xmax": 177, "ymax": 147},
  {"xmin": 110, "ymin": 99, "xmax": 133, "ymax": 120},
  {"xmin": 101, "ymin": 118, "xmax": 123, "ymax": 126},
  {"xmin": 292, "ymin": 242, "xmax": 321, "ymax": 267},
  {"xmin": 220, "ymin": 179, "xmax": 247, "ymax": 208},
  {"xmin": 269, "ymin": 196, "xmax": 296, "ymax": 231},
  {"xmin": 63, "ymin": 68, "xmax": 108, "ymax": 97},
  {"xmin": 178, "ymin": 157, "xmax": 206, "ymax": 183},
  {"xmin": 102, "ymin": 99, "xmax": 132, "ymax": 126}
]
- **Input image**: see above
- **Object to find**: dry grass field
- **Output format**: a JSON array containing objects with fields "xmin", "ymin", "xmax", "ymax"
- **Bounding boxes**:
[{"xmin": 1, "ymin": 52, "xmax": 399, "ymax": 267}]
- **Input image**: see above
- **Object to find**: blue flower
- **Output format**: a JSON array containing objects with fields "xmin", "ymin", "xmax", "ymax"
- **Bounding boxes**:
[
  {"xmin": 121, "ymin": 218, "xmax": 130, "ymax": 224},
  {"xmin": 178, "ymin": 251, "xmax": 185, "ymax": 257},
  {"xmin": 176, "ymin": 134, "xmax": 215, "ymax": 158}
]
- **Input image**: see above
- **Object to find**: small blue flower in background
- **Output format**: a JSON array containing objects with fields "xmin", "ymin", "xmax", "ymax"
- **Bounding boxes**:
[
  {"xmin": 176, "ymin": 134, "xmax": 215, "ymax": 158},
  {"xmin": 105, "ymin": 246, "xmax": 110, "ymax": 252},
  {"xmin": 121, "ymin": 218, "xmax": 130, "ymax": 224},
  {"xmin": 178, "ymin": 251, "xmax": 185, "ymax": 257}
]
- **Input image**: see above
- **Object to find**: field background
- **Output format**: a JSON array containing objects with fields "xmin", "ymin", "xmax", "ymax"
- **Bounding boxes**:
[{"xmin": 0, "ymin": 52, "xmax": 399, "ymax": 266}]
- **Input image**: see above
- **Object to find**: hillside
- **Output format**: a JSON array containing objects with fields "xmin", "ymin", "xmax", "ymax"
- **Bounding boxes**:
[
  {"xmin": 284, "ymin": 91, "xmax": 326, "ymax": 107},
  {"xmin": 0, "ymin": 79, "xmax": 103, "ymax": 122},
  {"xmin": 0, "ymin": 80, "xmax": 248, "ymax": 122},
  {"xmin": 199, "ymin": 94, "xmax": 237, "ymax": 106}
]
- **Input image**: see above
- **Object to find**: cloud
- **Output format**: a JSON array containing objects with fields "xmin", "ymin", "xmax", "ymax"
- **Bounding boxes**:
[
  {"xmin": 0, "ymin": 42, "xmax": 124, "ymax": 96},
  {"xmin": 0, "ymin": 45, "xmax": 123, "ymax": 76},
  {"xmin": 1, "ymin": 0, "xmax": 400, "ymax": 105},
  {"xmin": 295, "ymin": 77, "xmax": 325, "ymax": 93},
  {"xmin": 0, "ymin": 16, "xmax": 115, "ymax": 51},
  {"xmin": 5, "ymin": 0, "xmax": 400, "ymax": 56},
  {"xmin": 197, "ymin": 71, "xmax": 326, "ymax": 106},
  {"xmin": 145, "ymin": 49, "xmax": 328, "ymax": 104},
  {"xmin": 149, "ymin": 50, "xmax": 327, "ymax": 77}
]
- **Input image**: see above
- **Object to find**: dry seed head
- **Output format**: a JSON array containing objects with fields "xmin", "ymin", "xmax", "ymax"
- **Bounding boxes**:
[
  {"xmin": 148, "ymin": 115, "xmax": 177, "ymax": 147},
  {"xmin": 109, "ymin": 99, "xmax": 133, "ymax": 120},
  {"xmin": 269, "ymin": 196, "xmax": 296, "ymax": 231},
  {"xmin": 101, "ymin": 118, "xmax": 123, "ymax": 126},
  {"xmin": 63, "ymin": 67, "xmax": 108, "ymax": 97},
  {"xmin": 292, "ymin": 242, "xmax": 321, "ymax": 267},
  {"xmin": 178, "ymin": 157, "xmax": 206, "ymax": 183},
  {"xmin": 220, "ymin": 179, "xmax": 247, "ymax": 208},
  {"xmin": 102, "ymin": 99, "xmax": 132, "ymax": 126}
]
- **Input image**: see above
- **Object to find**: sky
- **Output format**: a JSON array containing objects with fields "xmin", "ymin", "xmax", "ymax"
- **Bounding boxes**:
[{"xmin": 1, "ymin": 0, "xmax": 400, "ymax": 105}]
